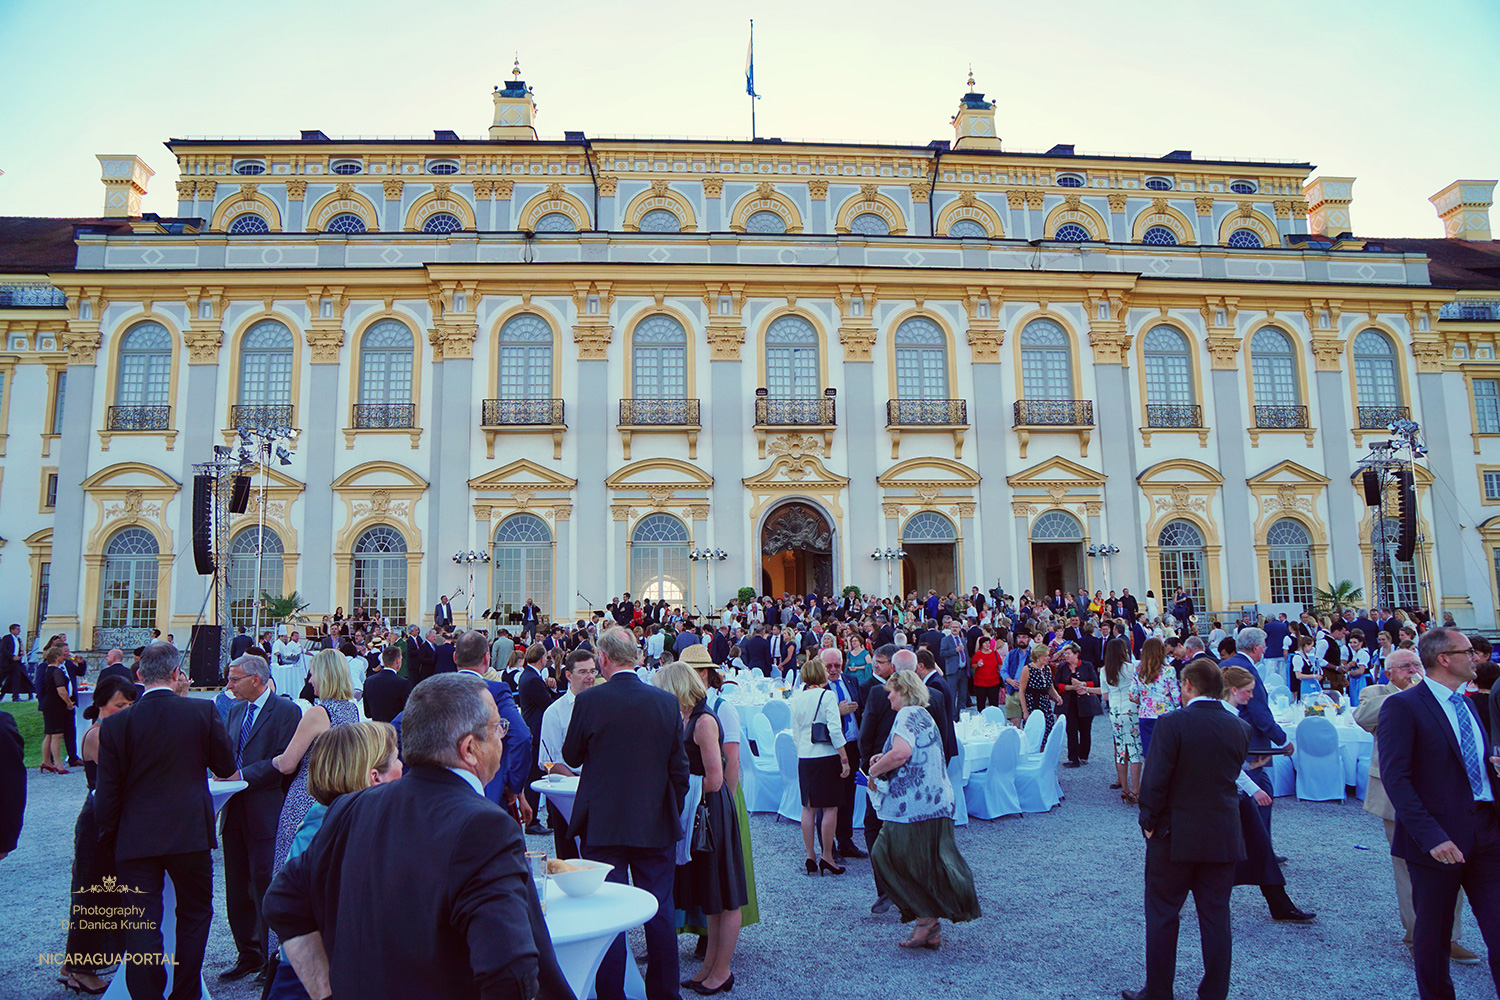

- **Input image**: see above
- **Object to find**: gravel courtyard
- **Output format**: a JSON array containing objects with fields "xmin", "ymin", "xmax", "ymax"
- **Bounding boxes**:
[{"xmin": 3, "ymin": 728, "xmax": 1491, "ymax": 1000}]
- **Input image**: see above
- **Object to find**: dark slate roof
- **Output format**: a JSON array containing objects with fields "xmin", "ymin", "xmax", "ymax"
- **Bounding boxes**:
[
  {"xmin": 1364, "ymin": 237, "xmax": 1500, "ymax": 290},
  {"xmin": 0, "ymin": 216, "xmax": 133, "ymax": 273}
]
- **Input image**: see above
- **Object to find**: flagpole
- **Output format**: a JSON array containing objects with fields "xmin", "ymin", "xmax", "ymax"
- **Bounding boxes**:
[{"xmin": 749, "ymin": 19, "xmax": 757, "ymax": 140}]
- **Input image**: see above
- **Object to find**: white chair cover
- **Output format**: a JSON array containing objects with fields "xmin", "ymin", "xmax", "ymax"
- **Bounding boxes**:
[
  {"xmin": 1270, "ymin": 690, "xmax": 1292, "ymax": 711},
  {"xmin": 967, "ymin": 726, "xmax": 1022, "ymax": 820},
  {"xmin": 745, "ymin": 715, "xmax": 782, "ymax": 814},
  {"xmin": 773, "ymin": 731, "xmax": 803, "ymax": 823},
  {"xmin": 1292, "ymin": 716, "xmax": 1345, "ymax": 802},
  {"xmin": 1022, "ymin": 710, "xmax": 1045, "ymax": 754},
  {"xmin": 761, "ymin": 699, "xmax": 792, "ymax": 734},
  {"xmin": 948, "ymin": 740, "xmax": 968, "ymax": 826},
  {"xmin": 1270, "ymin": 753, "xmax": 1296, "ymax": 796},
  {"xmin": 980, "ymin": 705, "xmax": 1006, "ymax": 727},
  {"xmin": 1014, "ymin": 718, "xmax": 1066, "ymax": 813},
  {"xmin": 852, "ymin": 778, "xmax": 866, "ymax": 831},
  {"xmin": 1354, "ymin": 745, "xmax": 1372, "ymax": 801}
]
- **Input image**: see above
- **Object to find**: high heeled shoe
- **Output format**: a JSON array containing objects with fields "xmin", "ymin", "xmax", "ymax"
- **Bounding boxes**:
[
  {"xmin": 804, "ymin": 858, "xmax": 818, "ymax": 876},
  {"xmin": 691, "ymin": 972, "xmax": 734, "ymax": 995},
  {"xmin": 62, "ymin": 975, "xmax": 109, "ymax": 995},
  {"xmin": 817, "ymin": 858, "xmax": 846, "ymax": 876}
]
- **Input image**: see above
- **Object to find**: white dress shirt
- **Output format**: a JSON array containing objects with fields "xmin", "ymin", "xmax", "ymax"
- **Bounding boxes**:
[
  {"xmin": 446, "ymin": 767, "xmax": 485, "ymax": 796},
  {"xmin": 1217, "ymin": 698, "xmax": 1264, "ymax": 797},
  {"xmin": 1422, "ymin": 675, "xmax": 1494, "ymax": 802},
  {"xmin": 540, "ymin": 690, "xmax": 579, "ymax": 771}
]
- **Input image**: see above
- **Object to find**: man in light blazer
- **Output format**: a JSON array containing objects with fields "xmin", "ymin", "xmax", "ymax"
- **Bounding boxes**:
[{"xmin": 434, "ymin": 595, "xmax": 455, "ymax": 630}]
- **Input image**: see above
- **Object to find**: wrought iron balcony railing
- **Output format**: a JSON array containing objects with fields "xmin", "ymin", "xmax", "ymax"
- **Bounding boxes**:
[
  {"xmin": 1254, "ymin": 404, "xmax": 1310, "ymax": 429},
  {"xmin": 232, "ymin": 404, "xmax": 295, "ymax": 433},
  {"xmin": 353, "ymin": 402, "xmax": 416, "ymax": 429},
  {"xmin": 482, "ymin": 398, "xmax": 565, "ymax": 426},
  {"xmin": 1145, "ymin": 403, "xmax": 1203, "ymax": 428},
  {"xmin": 755, "ymin": 393, "xmax": 836, "ymax": 426},
  {"xmin": 619, "ymin": 398, "xmax": 701, "ymax": 426},
  {"xmin": 1013, "ymin": 399, "xmax": 1094, "ymax": 426},
  {"xmin": 92, "ymin": 626, "xmax": 155, "ymax": 653},
  {"xmin": 107, "ymin": 405, "xmax": 171, "ymax": 431},
  {"xmin": 1358, "ymin": 404, "xmax": 1410, "ymax": 430},
  {"xmin": 887, "ymin": 398, "xmax": 968, "ymax": 426}
]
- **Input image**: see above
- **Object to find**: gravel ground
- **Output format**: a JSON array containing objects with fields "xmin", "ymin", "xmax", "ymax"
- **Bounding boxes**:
[{"xmin": 3, "ymin": 715, "xmax": 1491, "ymax": 1000}]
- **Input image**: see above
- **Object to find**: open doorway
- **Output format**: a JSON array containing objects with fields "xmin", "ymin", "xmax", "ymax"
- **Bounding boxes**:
[
  {"xmin": 760, "ymin": 501, "xmax": 834, "ymax": 597},
  {"xmin": 1029, "ymin": 510, "xmax": 1085, "ymax": 599},
  {"xmin": 900, "ymin": 511, "xmax": 958, "ymax": 598}
]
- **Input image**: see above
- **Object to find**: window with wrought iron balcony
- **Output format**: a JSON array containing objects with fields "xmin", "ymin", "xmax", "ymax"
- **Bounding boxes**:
[
  {"xmin": 754, "ymin": 387, "xmax": 836, "ymax": 428},
  {"xmin": 1357, "ymin": 404, "xmax": 1410, "ymax": 430},
  {"xmin": 618, "ymin": 397, "xmax": 702, "ymax": 460}
]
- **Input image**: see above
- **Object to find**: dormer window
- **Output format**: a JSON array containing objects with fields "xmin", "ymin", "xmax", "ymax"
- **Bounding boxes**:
[
  {"xmin": 1144, "ymin": 176, "xmax": 1174, "ymax": 191},
  {"xmin": 331, "ymin": 160, "xmax": 363, "ymax": 175},
  {"xmin": 1056, "ymin": 174, "xmax": 1084, "ymax": 188},
  {"xmin": 427, "ymin": 160, "xmax": 460, "ymax": 175},
  {"xmin": 1229, "ymin": 180, "xmax": 1257, "ymax": 195},
  {"xmin": 233, "ymin": 160, "xmax": 266, "ymax": 176}
]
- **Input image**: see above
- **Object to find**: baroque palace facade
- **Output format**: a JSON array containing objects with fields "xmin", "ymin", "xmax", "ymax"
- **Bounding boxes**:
[{"xmin": 3, "ymin": 72, "xmax": 1500, "ymax": 649}]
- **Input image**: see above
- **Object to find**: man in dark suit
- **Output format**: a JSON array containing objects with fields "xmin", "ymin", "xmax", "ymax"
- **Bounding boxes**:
[
  {"xmin": 1124, "ymin": 659, "xmax": 1249, "ymax": 1000},
  {"xmin": 938, "ymin": 621, "xmax": 970, "ymax": 719},
  {"xmin": 432, "ymin": 631, "xmax": 457, "ymax": 675},
  {"xmin": 913, "ymin": 649, "xmax": 957, "ymax": 761},
  {"xmin": 563, "ymin": 627, "xmax": 689, "ymax": 1000},
  {"xmin": 434, "ymin": 595, "xmax": 455, "ymax": 630},
  {"xmin": 1226, "ymin": 627, "xmax": 1289, "ymax": 841},
  {"xmin": 217, "ymin": 653, "xmax": 301, "ymax": 983},
  {"xmin": 95, "ymin": 642, "xmax": 238, "ymax": 1000},
  {"xmin": 517, "ymin": 643, "xmax": 554, "ymax": 836},
  {"xmin": 740, "ymin": 625, "xmax": 770, "ymax": 676},
  {"xmin": 264, "ymin": 672, "xmax": 570, "ymax": 1000},
  {"xmin": 0, "ymin": 623, "xmax": 31, "ymax": 701},
  {"xmin": 0, "ymin": 705, "xmax": 23, "ymax": 860},
  {"xmin": 1381, "ymin": 627, "xmax": 1500, "ymax": 1000},
  {"xmin": 873, "ymin": 616, "xmax": 894, "ymax": 650},
  {"xmin": 449, "ymin": 631, "xmax": 533, "ymax": 823},
  {"xmin": 708, "ymin": 624, "xmax": 732, "ymax": 666},
  {"xmin": 522, "ymin": 598, "xmax": 542, "ymax": 641},
  {"xmin": 97, "ymin": 648, "xmax": 133, "ymax": 687},
  {"xmin": 230, "ymin": 626, "xmax": 254, "ymax": 661},
  {"xmin": 858, "ymin": 645, "xmax": 900, "ymax": 912},
  {"xmin": 362, "ymin": 644, "xmax": 413, "ymax": 724},
  {"xmin": 826, "ymin": 652, "xmax": 866, "ymax": 861}
]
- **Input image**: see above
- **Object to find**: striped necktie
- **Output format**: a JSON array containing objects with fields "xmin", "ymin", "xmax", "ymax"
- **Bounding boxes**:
[
  {"xmin": 236, "ymin": 702, "xmax": 258, "ymax": 771},
  {"xmin": 1450, "ymin": 691, "xmax": 1486, "ymax": 799}
]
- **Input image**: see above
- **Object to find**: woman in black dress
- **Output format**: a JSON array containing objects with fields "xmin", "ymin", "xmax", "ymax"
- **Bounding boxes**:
[
  {"xmin": 38, "ymin": 646, "xmax": 74, "ymax": 774},
  {"xmin": 655, "ymin": 660, "xmax": 747, "ymax": 996},
  {"xmin": 60, "ymin": 674, "xmax": 138, "ymax": 993}
]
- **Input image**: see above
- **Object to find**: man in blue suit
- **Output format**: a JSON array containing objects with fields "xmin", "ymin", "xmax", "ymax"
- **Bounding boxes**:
[
  {"xmin": 1224, "ymin": 627, "xmax": 1289, "ymax": 841},
  {"xmin": 1380, "ymin": 626, "xmax": 1500, "ymax": 1000},
  {"xmin": 740, "ymin": 625, "xmax": 770, "ymax": 676}
]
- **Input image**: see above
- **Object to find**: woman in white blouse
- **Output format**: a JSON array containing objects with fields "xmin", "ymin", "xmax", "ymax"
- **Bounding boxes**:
[{"xmin": 788, "ymin": 656, "xmax": 850, "ymax": 876}]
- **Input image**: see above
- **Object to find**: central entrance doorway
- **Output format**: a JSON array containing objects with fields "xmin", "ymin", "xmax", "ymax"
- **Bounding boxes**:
[
  {"xmin": 1029, "ymin": 509, "xmax": 1085, "ymax": 601},
  {"xmin": 901, "ymin": 511, "xmax": 957, "ymax": 598},
  {"xmin": 760, "ymin": 501, "xmax": 834, "ymax": 597}
]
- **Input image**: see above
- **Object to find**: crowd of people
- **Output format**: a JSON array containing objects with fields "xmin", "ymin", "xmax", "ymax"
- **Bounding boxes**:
[{"xmin": 0, "ymin": 582, "xmax": 1497, "ymax": 1000}]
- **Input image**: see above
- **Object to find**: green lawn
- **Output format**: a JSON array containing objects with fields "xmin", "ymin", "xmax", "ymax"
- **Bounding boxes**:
[{"xmin": 0, "ymin": 701, "xmax": 45, "ymax": 768}]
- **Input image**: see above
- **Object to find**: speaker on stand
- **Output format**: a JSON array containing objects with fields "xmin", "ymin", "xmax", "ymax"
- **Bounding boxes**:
[
  {"xmin": 192, "ymin": 474, "xmax": 215, "ymax": 576},
  {"xmin": 1396, "ymin": 470, "xmax": 1417, "ymax": 564},
  {"xmin": 229, "ymin": 475, "xmax": 251, "ymax": 514},
  {"xmin": 1361, "ymin": 468, "xmax": 1381, "ymax": 508},
  {"xmin": 188, "ymin": 625, "xmax": 222, "ymax": 688}
]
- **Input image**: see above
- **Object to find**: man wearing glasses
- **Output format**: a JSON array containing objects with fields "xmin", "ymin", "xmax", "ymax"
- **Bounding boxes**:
[{"xmin": 1378, "ymin": 627, "xmax": 1500, "ymax": 999}]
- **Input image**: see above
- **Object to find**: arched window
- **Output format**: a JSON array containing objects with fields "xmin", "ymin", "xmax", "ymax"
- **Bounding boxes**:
[
  {"xmin": 421, "ymin": 213, "xmax": 463, "ymax": 234},
  {"xmin": 497, "ymin": 313, "xmax": 553, "ymax": 400},
  {"xmin": 352, "ymin": 526, "xmax": 408, "ymax": 625},
  {"xmin": 99, "ymin": 527, "xmax": 159, "ymax": 630},
  {"xmin": 358, "ymin": 320, "xmax": 414, "ymax": 425},
  {"xmin": 234, "ymin": 161, "xmax": 265, "ymax": 175},
  {"xmin": 632, "ymin": 314, "xmax": 687, "ymax": 399},
  {"xmin": 227, "ymin": 214, "xmax": 270, "ymax": 235},
  {"xmin": 1056, "ymin": 174, "xmax": 1084, "ymax": 188},
  {"xmin": 324, "ymin": 213, "xmax": 367, "ymax": 234},
  {"xmin": 1145, "ymin": 177, "xmax": 1174, "ymax": 191},
  {"xmin": 238, "ymin": 320, "xmax": 294, "ymax": 406},
  {"xmin": 1266, "ymin": 518, "xmax": 1314, "ymax": 606},
  {"xmin": 1142, "ymin": 325, "xmax": 1195, "ymax": 415},
  {"xmin": 902, "ymin": 511, "xmax": 957, "ymax": 543},
  {"xmin": 1250, "ymin": 327, "xmax": 1299, "ymax": 408},
  {"xmin": 1053, "ymin": 223, "xmax": 1090, "ymax": 242},
  {"xmin": 765, "ymin": 315, "xmax": 820, "ymax": 397},
  {"xmin": 947, "ymin": 218, "xmax": 986, "ymax": 238},
  {"xmin": 492, "ymin": 514, "xmax": 552, "ymax": 622},
  {"xmin": 1031, "ymin": 510, "xmax": 1084, "ymax": 541},
  {"xmin": 1157, "ymin": 519, "xmax": 1207, "ymax": 611},
  {"xmin": 1375, "ymin": 516, "xmax": 1420, "ymax": 608},
  {"xmin": 116, "ymin": 321, "xmax": 172, "ymax": 407},
  {"xmin": 228, "ymin": 526, "xmax": 283, "ymax": 628},
  {"xmin": 894, "ymin": 316, "xmax": 948, "ymax": 400},
  {"xmin": 1353, "ymin": 330, "xmax": 1401, "ymax": 407},
  {"xmin": 1229, "ymin": 180, "xmax": 1257, "ymax": 195},
  {"xmin": 745, "ymin": 210, "xmax": 787, "ymax": 234},
  {"xmin": 533, "ymin": 212, "xmax": 576, "ymax": 232},
  {"xmin": 1019, "ymin": 318, "xmax": 1073, "ymax": 400},
  {"xmin": 638, "ymin": 209, "xmax": 682, "ymax": 233},
  {"xmin": 631, "ymin": 514, "xmax": 690, "ymax": 603},
  {"xmin": 1142, "ymin": 226, "xmax": 1178, "ymax": 246},
  {"xmin": 1226, "ymin": 228, "xmax": 1263, "ymax": 248},
  {"xmin": 849, "ymin": 213, "xmax": 890, "ymax": 236},
  {"xmin": 427, "ymin": 161, "xmax": 459, "ymax": 175},
  {"xmin": 331, "ymin": 161, "xmax": 363, "ymax": 175}
]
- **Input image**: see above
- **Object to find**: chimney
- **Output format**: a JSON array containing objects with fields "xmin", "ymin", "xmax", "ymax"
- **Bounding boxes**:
[
  {"xmin": 1302, "ymin": 175, "xmax": 1355, "ymax": 237},
  {"xmin": 97, "ymin": 155, "xmax": 154, "ymax": 218},
  {"xmin": 951, "ymin": 69, "xmax": 999, "ymax": 151},
  {"xmin": 1430, "ymin": 180, "xmax": 1496, "ymax": 241},
  {"xmin": 489, "ymin": 56, "xmax": 537, "ymax": 140}
]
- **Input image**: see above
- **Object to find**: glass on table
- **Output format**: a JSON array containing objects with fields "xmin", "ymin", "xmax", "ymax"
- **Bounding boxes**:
[{"xmin": 526, "ymin": 849, "xmax": 549, "ymax": 912}]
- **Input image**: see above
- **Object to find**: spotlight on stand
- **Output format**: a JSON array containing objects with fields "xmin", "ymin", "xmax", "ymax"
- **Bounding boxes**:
[{"xmin": 275, "ymin": 445, "xmax": 292, "ymax": 466}]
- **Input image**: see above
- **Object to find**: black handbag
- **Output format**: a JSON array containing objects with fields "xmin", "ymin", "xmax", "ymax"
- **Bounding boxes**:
[
  {"xmin": 810, "ymin": 689, "xmax": 833, "ymax": 745},
  {"xmin": 691, "ymin": 797, "xmax": 714, "ymax": 854}
]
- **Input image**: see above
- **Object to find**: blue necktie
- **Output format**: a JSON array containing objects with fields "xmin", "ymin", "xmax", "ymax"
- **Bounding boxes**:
[
  {"xmin": 1450, "ymin": 691, "xmax": 1486, "ymax": 799},
  {"xmin": 236, "ymin": 702, "xmax": 257, "ymax": 771}
]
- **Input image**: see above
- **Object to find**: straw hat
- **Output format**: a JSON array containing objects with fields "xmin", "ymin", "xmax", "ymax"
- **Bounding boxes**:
[{"xmin": 679, "ymin": 644, "xmax": 714, "ymax": 667}]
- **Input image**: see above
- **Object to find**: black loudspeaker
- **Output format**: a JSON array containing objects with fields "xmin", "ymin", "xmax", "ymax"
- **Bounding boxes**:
[
  {"xmin": 188, "ymin": 624, "xmax": 222, "ymax": 687},
  {"xmin": 1396, "ymin": 470, "xmax": 1417, "ymax": 564},
  {"xmin": 229, "ymin": 476, "xmax": 251, "ymax": 514},
  {"xmin": 1361, "ymin": 468, "xmax": 1381, "ymax": 507},
  {"xmin": 192, "ymin": 474, "xmax": 215, "ymax": 576}
]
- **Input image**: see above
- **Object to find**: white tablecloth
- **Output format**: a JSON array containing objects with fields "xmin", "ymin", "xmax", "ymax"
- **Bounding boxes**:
[
  {"xmin": 1271, "ymin": 711, "xmax": 1374, "ymax": 786},
  {"xmin": 544, "ymin": 875, "xmax": 657, "ymax": 1000},
  {"xmin": 960, "ymin": 737, "xmax": 995, "ymax": 780},
  {"xmin": 533, "ymin": 775, "xmax": 580, "ymax": 824},
  {"xmin": 270, "ymin": 663, "xmax": 304, "ymax": 698}
]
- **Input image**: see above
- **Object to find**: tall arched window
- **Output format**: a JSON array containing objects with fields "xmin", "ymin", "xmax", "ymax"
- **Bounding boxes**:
[
  {"xmin": 533, "ymin": 213, "xmax": 576, "ymax": 232},
  {"xmin": 497, "ymin": 314, "xmax": 554, "ymax": 399},
  {"xmin": 1158, "ymin": 519, "xmax": 1207, "ymax": 611},
  {"xmin": 237, "ymin": 319, "xmax": 294, "ymax": 411},
  {"xmin": 1250, "ymin": 327, "xmax": 1298, "ymax": 407},
  {"xmin": 1143, "ymin": 325, "xmax": 1195, "ymax": 425},
  {"xmin": 632, "ymin": 315, "xmax": 687, "ymax": 399},
  {"xmin": 1142, "ymin": 226, "xmax": 1178, "ymax": 246},
  {"xmin": 745, "ymin": 210, "xmax": 787, "ymax": 234},
  {"xmin": 894, "ymin": 316, "xmax": 949, "ymax": 401},
  {"xmin": 947, "ymin": 219, "xmax": 987, "ymax": 238},
  {"xmin": 357, "ymin": 320, "xmax": 414, "ymax": 427},
  {"xmin": 638, "ymin": 209, "xmax": 682, "ymax": 233},
  {"xmin": 228, "ymin": 526, "xmax": 284, "ymax": 628},
  {"xmin": 421, "ymin": 213, "xmax": 463, "ymax": 234},
  {"xmin": 324, "ymin": 213, "xmax": 368, "ymax": 234},
  {"xmin": 849, "ymin": 213, "xmax": 890, "ymax": 236},
  {"xmin": 902, "ymin": 511, "xmax": 957, "ymax": 543},
  {"xmin": 227, "ymin": 214, "xmax": 271, "ymax": 235},
  {"xmin": 1019, "ymin": 318, "xmax": 1073, "ymax": 400},
  {"xmin": 1375, "ymin": 516, "xmax": 1420, "ymax": 608},
  {"xmin": 352, "ymin": 526, "xmax": 407, "ymax": 625},
  {"xmin": 492, "ymin": 514, "xmax": 552, "ymax": 622},
  {"xmin": 1353, "ymin": 330, "xmax": 1401, "ymax": 427},
  {"xmin": 631, "ymin": 514, "xmax": 690, "ymax": 603},
  {"xmin": 1266, "ymin": 518, "xmax": 1314, "ymax": 606},
  {"xmin": 99, "ymin": 528, "xmax": 159, "ymax": 630},
  {"xmin": 116, "ymin": 321, "xmax": 172, "ymax": 409},
  {"xmin": 765, "ymin": 315, "xmax": 820, "ymax": 397}
]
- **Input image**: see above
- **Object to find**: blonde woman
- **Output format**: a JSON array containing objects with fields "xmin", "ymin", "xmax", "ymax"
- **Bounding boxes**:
[
  {"xmin": 1130, "ymin": 637, "xmax": 1179, "ymax": 760},
  {"xmin": 270, "ymin": 647, "xmax": 360, "ymax": 874}
]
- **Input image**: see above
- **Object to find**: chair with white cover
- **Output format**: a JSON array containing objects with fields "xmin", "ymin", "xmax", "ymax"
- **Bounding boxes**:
[
  {"xmin": 948, "ymin": 741, "xmax": 968, "ymax": 826},
  {"xmin": 980, "ymin": 706, "xmax": 1006, "ymax": 727},
  {"xmin": 1353, "ymin": 744, "xmax": 1372, "ymax": 801},
  {"xmin": 1292, "ymin": 716, "xmax": 1344, "ymax": 802},
  {"xmin": 745, "ymin": 714, "xmax": 782, "ymax": 814},
  {"xmin": 1022, "ymin": 710, "xmax": 1045, "ymax": 754},
  {"xmin": 1014, "ymin": 719, "xmax": 1066, "ymax": 813},
  {"xmin": 773, "ymin": 731, "xmax": 803, "ymax": 823},
  {"xmin": 1269, "ymin": 753, "xmax": 1296, "ymax": 797},
  {"xmin": 967, "ymin": 727, "xmax": 1022, "ymax": 820},
  {"xmin": 1270, "ymin": 689, "xmax": 1292, "ymax": 711},
  {"xmin": 852, "ymin": 776, "xmax": 866, "ymax": 830},
  {"xmin": 761, "ymin": 699, "xmax": 792, "ymax": 734}
]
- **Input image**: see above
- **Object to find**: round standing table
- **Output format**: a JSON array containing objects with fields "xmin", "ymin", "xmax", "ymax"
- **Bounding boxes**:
[{"xmin": 544, "ymin": 880, "xmax": 657, "ymax": 1000}]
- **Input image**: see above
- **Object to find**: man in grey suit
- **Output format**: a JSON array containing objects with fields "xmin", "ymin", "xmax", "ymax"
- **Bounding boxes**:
[
  {"xmin": 1355, "ymin": 647, "xmax": 1478, "ymax": 965},
  {"xmin": 939, "ymin": 620, "xmax": 970, "ymax": 720}
]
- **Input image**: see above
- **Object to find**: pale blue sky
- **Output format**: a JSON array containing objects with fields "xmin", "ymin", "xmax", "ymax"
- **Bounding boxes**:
[{"xmin": 1, "ymin": 0, "xmax": 1495, "ymax": 237}]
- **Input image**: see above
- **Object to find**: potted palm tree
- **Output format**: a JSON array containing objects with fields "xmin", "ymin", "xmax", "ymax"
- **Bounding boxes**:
[{"xmin": 1313, "ymin": 580, "xmax": 1364, "ymax": 616}]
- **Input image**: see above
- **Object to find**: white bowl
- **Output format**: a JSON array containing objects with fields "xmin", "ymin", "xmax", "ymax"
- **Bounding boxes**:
[{"xmin": 550, "ymin": 859, "xmax": 613, "ymax": 897}]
